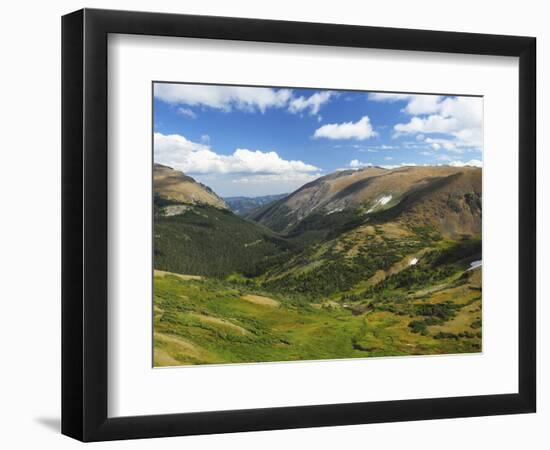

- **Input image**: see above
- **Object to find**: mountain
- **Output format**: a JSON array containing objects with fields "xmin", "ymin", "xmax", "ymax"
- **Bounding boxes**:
[
  {"xmin": 154, "ymin": 204, "xmax": 294, "ymax": 278},
  {"xmin": 153, "ymin": 164, "xmax": 483, "ymax": 365},
  {"xmin": 224, "ymin": 194, "xmax": 288, "ymax": 216},
  {"xmin": 249, "ymin": 165, "xmax": 481, "ymax": 239},
  {"xmin": 154, "ymin": 163, "xmax": 228, "ymax": 210},
  {"xmin": 154, "ymin": 164, "xmax": 481, "ymax": 291},
  {"xmin": 153, "ymin": 164, "xmax": 295, "ymax": 278}
]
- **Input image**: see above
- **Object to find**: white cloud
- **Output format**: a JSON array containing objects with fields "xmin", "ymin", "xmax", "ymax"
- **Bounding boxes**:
[
  {"xmin": 369, "ymin": 92, "xmax": 442, "ymax": 112},
  {"xmin": 200, "ymin": 134, "xmax": 210, "ymax": 143},
  {"xmin": 155, "ymin": 84, "xmax": 335, "ymax": 118},
  {"xmin": 218, "ymin": 172, "xmax": 322, "ymax": 197},
  {"xmin": 381, "ymin": 160, "xmax": 481, "ymax": 169},
  {"xmin": 369, "ymin": 93, "xmax": 442, "ymax": 114},
  {"xmin": 424, "ymin": 137, "xmax": 462, "ymax": 152},
  {"xmin": 449, "ymin": 159, "xmax": 483, "ymax": 167},
  {"xmin": 368, "ymin": 93, "xmax": 412, "ymax": 102},
  {"xmin": 384, "ymin": 156, "xmax": 393, "ymax": 161},
  {"xmin": 154, "ymin": 84, "xmax": 292, "ymax": 113},
  {"xmin": 392, "ymin": 97, "xmax": 483, "ymax": 151},
  {"xmin": 288, "ymin": 91, "xmax": 334, "ymax": 115},
  {"xmin": 154, "ymin": 132, "xmax": 319, "ymax": 176},
  {"xmin": 349, "ymin": 159, "xmax": 372, "ymax": 168},
  {"xmin": 369, "ymin": 93, "xmax": 482, "ymax": 152},
  {"xmin": 232, "ymin": 173, "xmax": 320, "ymax": 184},
  {"xmin": 356, "ymin": 144, "xmax": 396, "ymax": 152},
  {"xmin": 402, "ymin": 96, "xmax": 442, "ymax": 115},
  {"xmin": 177, "ymin": 107, "xmax": 197, "ymax": 119},
  {"xmin": 394, "ymin": 115, "xmax": 458, "ymax": 135},
  {"xmin": 314, "ymin": 116, "xmax": 377, "ymax": 141},
  {"xmin": 381, "ymin": 162, "xmax": 418, "ymax": 169}
]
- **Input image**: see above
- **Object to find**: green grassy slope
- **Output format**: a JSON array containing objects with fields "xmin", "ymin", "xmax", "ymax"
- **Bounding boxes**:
[{"xmin": 154, "ymin": 267, "xmax": 481, "ymax": 366}]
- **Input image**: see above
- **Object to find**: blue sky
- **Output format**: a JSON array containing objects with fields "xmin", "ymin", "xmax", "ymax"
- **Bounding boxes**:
[{"xmin": 154, "ymin": 83, "xmax": 482, "ymax": 197}]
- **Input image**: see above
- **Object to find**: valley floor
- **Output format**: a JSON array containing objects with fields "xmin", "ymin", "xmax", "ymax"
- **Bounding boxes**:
[{"xmin": 153, "ymin": 266, "xmax": 482, "ymax": 366}]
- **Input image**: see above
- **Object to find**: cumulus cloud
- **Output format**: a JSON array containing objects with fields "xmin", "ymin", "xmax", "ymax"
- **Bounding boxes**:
[
  {"xmin": 449, "ymin": 159, "xmax": 483, "ymax": 167},
  {"xmin": 423, "ymin": 137, "xmax": 463, "ymax": 152},
  {"xmin": 394, "ymin": 115, "xmax": 458, "ymax": 135},
  {"xmin": 288, "ymin": 91, "xmax": 334, "ymax": 115},
  {"xmin": 221, "ymin": 172, "xmax": 322, "ymax": 197},
  {"xmin": 314, "ymin": 116, "xmax": 377, "ymax": 141},
  {"xmin": 154, "ymin": 84, "xmax": 292, "ymax": 113},
  {"xmin": 402, "ymin": 96, "xmax": 443, "ymax": 115},
  {"xmin": 369, "ymin": 93, "xmax": 443, "ymax": 115},
  {"xmin": 154, "ymin": 132, "xmax": 319, "ymax": 176},
  {"xmin": 349, "ymin": 159, "xmax": 372, "ymax": 168},
  {"xmin": 177, "ymin": 107, "xmax": 197, "ymax": 119},
  {"xmin": 368, "ymin": 93, "xmax": 412, "ymax": 102},
  {"xmin": 393, "ymin": 96, "xmax": 483, "ymax": 151},
  {"xmin": 155, "ymin": 83, "xmax": 335, "ymax": 117},
  {"xmin": 232, "ymin": 173, "xmax": 320, "ymax": 184},
  {"xmin": 381, "ymin": 162, "xmax": 418, "ymax": 169},
  {"xmin": 369, "ymin": 93, "xmax": 483, "ymax": 152}
]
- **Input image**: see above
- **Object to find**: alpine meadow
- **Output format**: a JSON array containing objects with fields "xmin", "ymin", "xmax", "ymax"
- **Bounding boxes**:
[{"xmin": 152, "ymin": 83, "xmax": 483, "ymax": 366}]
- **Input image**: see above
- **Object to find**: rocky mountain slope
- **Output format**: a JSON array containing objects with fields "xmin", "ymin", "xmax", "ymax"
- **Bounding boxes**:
[
  {"xmin": 154, "ymin": 163, "xmax": 228, "ymax": 210},
  {"xmin": 249, "ymin": 165, "xmax": 481, "ymax": 239},
  {"xmin": 153, "ymin": 164, "xmax": 295, "ymax": 278}
]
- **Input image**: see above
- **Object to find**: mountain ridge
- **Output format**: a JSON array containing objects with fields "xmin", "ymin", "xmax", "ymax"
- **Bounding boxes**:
[
  {"xmin": 154, "ymin": 163, "xmax": 229, "ymax": 210},
  {"xmin": 249, "ymin": 165, "xmax": 481, "ymax": 239},
  {"xmin": 224, "ymin": 193, "xmax": 288, "ymax": 216}
]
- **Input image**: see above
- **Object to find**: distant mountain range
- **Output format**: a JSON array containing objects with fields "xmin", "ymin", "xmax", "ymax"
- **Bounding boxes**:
[{"xmin": 223, "ymin": 194, "xmax": 288, "ymax": 216}]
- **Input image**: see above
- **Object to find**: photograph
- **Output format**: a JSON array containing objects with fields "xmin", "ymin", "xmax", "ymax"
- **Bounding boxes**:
[
  {"xmin": 152, "ymin": 83, "xmax": 483, "ymax": 366},
  {"xmin": 0, "ymin": 1, "xmax": 542, "ymax": 446}
]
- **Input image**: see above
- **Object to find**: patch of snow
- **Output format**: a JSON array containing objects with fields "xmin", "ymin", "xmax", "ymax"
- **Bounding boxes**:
[
  {"xmin": 409, "ymin": 257, "xmax": 418, "ymax": 266},
  {"xmin": 367, "ymin": 194, "xmax": 393, "ymax": 213}
]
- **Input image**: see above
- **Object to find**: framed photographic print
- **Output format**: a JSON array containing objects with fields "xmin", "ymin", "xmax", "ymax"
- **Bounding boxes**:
[{"xmin": 62, "ymin": 8, "xmax": 536, "ymax": 441}]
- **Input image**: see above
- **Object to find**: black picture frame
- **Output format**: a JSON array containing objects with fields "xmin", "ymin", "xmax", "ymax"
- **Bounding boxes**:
[{"xmin": 62, "ymin": 8, "xmax": 536, "ymax": 442}]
